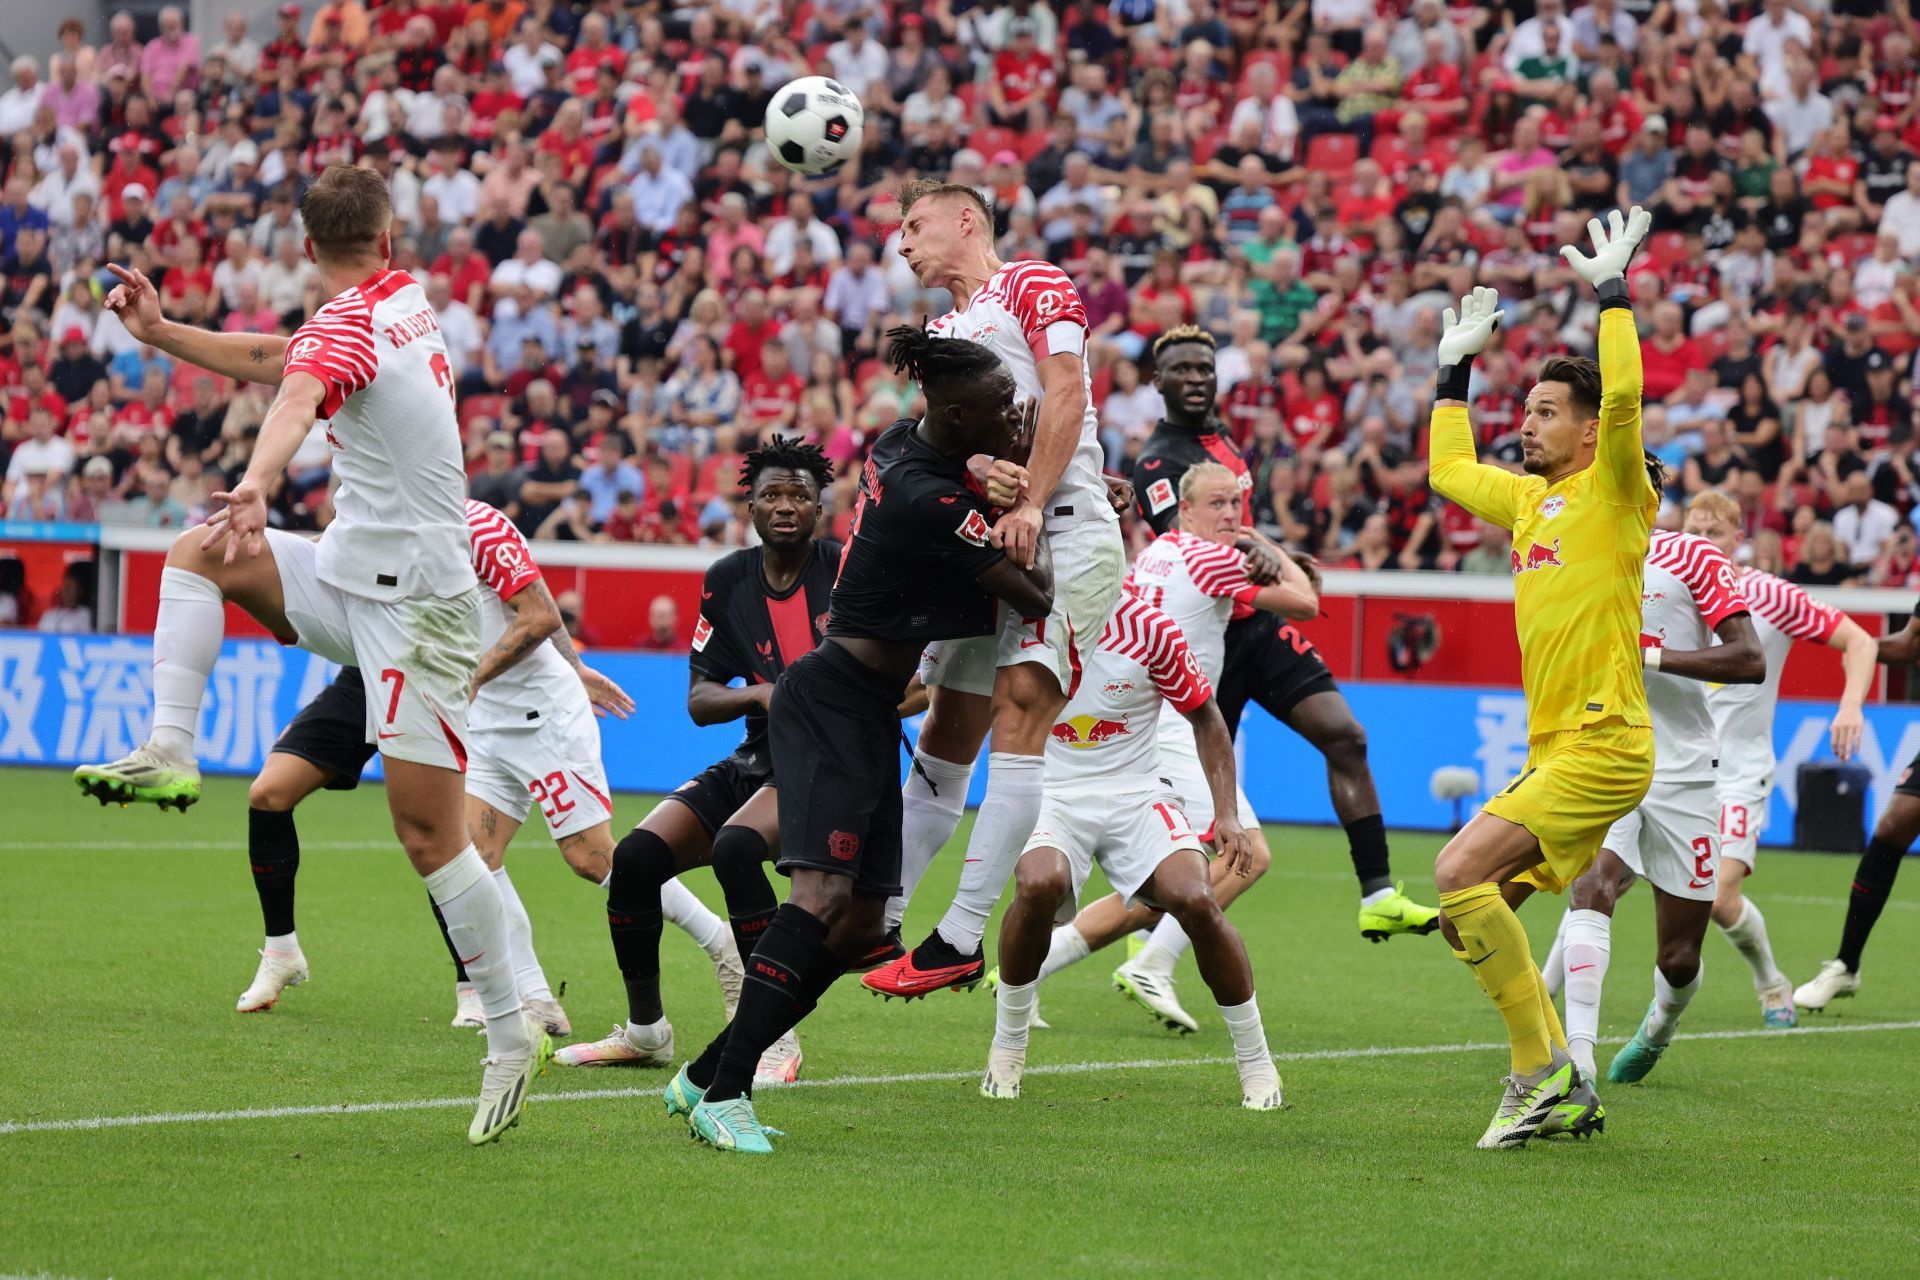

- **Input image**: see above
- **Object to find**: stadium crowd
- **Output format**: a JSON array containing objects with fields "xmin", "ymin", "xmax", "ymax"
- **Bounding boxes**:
[{"xmin": 6, "ymin": 0, "xmax": 1920, "ymax": 613}]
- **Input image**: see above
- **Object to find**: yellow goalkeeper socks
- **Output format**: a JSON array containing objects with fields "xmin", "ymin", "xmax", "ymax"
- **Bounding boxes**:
[{"xmin": 1440, "ymin": 883, "xmax": 1553, "ymax": 1074}]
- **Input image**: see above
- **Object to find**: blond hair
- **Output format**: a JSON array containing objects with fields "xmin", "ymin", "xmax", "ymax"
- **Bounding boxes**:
[
  {"xmin": 1687, "ymin": 489, "xmax": 1741, "ymax": 528},
  {"xmin": 1179, "ymin": 460, "xmax": 1237, "ymax": 503}
]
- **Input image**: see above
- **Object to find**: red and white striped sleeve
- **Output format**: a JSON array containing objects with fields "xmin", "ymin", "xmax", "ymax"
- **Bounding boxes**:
[
  {"xmin": 1676, "ymin": 537, "xmax": 1749, "ymax": 628},
  {"xmin": 1178, "ymin": 533, "xmax": 1261, "ymax": 606},
  {"xmin": 1120, "ymin": 597, "xmax": 1213, "ymax": 714},
  {"xmin": 1002, "ymin": 261, "xmax": 1089, "ymax": 362},
  {"xmin": 283, "ymin": 293, "xmax": 378, "ymax": 417},
  {"xmin": 466, "ymin": 499, "xmax": 543, "ymax": 600},
  {"xmin": 1746, "ymin": 570, "xmax": 1844, "ymax": 644}
]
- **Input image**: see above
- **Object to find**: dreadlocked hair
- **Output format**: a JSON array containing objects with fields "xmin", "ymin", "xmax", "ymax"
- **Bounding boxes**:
[
  {"xmin": 885, "ymin": 325, "xmax": 1005, "ymax": 398},
  {"xmin": 1151, "ymin": 325, "xmax": 1218, "ymax": 360},
  {"xmin": 1644, "ymin": 449, "xmax": 1669, "ymax": 496},
  {"xmin": 740, "ymin": 435, "xmax": 834, "ymax": 493}
]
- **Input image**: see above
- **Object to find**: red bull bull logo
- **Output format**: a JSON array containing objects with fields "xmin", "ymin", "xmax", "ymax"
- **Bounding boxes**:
[
  {"xmin": 1049, "ymin": 714, "xmax": 1132, "ymax": 748},
  {"xmin": 1510, "ymin": 537, "xmax": 1565, "ymax": 575}
]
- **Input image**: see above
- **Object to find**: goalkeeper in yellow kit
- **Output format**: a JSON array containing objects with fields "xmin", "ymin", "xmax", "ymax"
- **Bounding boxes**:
[{"xmin": 1427, "ymin": 208, "xmax": 1658, "ymax": 1149}]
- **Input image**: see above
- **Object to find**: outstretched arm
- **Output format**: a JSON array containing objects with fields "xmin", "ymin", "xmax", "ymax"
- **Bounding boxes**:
[
  {"xmin": 1563, "ymin": 207, "xmax": 1655, "ymax": 507},
  {"xmin": 199, "ymin": 371, "xmax": 325, "ymax": 562},
  {"xmin": 1184, "ymin": 696, "xmax": 1253, "ymax": 877},
  {"xmin": 1648, "ymin": 613, "xmax": 1765, "ymax": 684},
  {"xmin": 1427, "ymin": 286, "xmax": 1526, "ymax": 529},
  {"xmin": 473, "ymin": 578, "xmax": 564, "ymax": 696},
  {"xmin": 105, "ymin": 264, "xmax": 290, "ymax": 385}
]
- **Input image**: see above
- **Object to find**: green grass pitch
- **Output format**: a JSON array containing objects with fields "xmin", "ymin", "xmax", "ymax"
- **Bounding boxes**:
[{"xmin": 3, "ymin": 769, "xmax": 1918, "ymax": 1278}]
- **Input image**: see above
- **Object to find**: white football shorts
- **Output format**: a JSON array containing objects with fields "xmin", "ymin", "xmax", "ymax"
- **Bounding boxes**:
[
  {"xmin": 267, "ymin": 528, "xmax": 479, "ymax": 773},
  {"xmin": 1602, "ymin": 778, "xmax": 1721, "ymax": 901}
]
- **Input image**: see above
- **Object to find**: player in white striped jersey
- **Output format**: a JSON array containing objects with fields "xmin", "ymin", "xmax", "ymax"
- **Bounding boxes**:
[
  {"xmin": 982, "ymin": 594, "xmax": 1283, "ymax": 1109},
  {"xmin": 1541, "ymin": 525, "xmax": 1763, "ymax": 1100},
  {"xmin": 1682, "ymin": 492, "xmax": 1876, "ymax": 1026},
  {"xmin": 73, "ymin": 168, "xmax": 545, "ymax": 1145},
  {"xmin": 1007, "ymin": 463, "xmax": 1319, "ymax": 1032},
  {"xmin": 865, "ymin": 180, "xmax": 1129, "ymax": 999}
]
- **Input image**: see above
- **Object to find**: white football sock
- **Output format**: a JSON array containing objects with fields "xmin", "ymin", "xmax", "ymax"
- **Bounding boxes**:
[
  {"xmin": 1036, "ymin": 923, "xmax": 1090, "ymax": 981},
  {"xmin": 660, "ymin": 877, "xmax": 730, "ymax": 959},
  {"xmin": 150, "ymin": 567, "xmax": 226, "ymax": 759},
  {"xmin": 992, "ymin": 977, "xmax": 1038, "ymax": 1052},
  {"xmin": 933, "ymin": 752, "xmax": 1044, "ymax": 953},
  {"xmin": 1540, "ymin": 908, "xmax": 1570, "ymax": 998},
  {"xmin": 1646, "ymin": 962, "xmax": 1701, "ymax": 1045},
  {"xmin": 888, "ymin": 750, "xmax": 975, "ymax": 928},
  {"xmin": 1218, "ymin": 996, "xmax": 1271, "ymax": 1069},
  {"xmin": 424, "ymin": 847, "xmax": 529, "ymax": 1059},
  {"xmin": 1560, "ymin": 909, "xmax": 1612, "ymax": 1070},
  {"xmin": 1132, "ymin": 914, "xmax": 1190, "ymax": 977},
  {"xmin": 1718, "ymin": 898, "xmax": 1784, "ymax": 988},
  {"xmin": 490, "ymin": 867, "xmax": 551, "ymax": 1002},
  {"xmin": 625, "ymin": 1016, "xmax": 671, "ymax": 1046},
  {"xmin": 1359, "ymin": 885, "xmax": 1395, "ymax": 907}
]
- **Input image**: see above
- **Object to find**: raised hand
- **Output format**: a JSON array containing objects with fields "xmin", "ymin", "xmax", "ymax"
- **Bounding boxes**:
[
  {"xmin": 1559, "ymin": 206, "xmax": 1652, "ymax": 286},
  {"xmin": 104, "ymin": 263, "xmax": 164, "ymax": 344},
  {"xmin": 1438, "ymin": 286, "xmax": 1502, "ymax": 367},
  {"xmin": 200, "ymin": 478, "xmax": 270, "ymax": 565}
]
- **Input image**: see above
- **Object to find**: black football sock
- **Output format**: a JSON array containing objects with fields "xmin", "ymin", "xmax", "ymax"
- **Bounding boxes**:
[
  {"xmin": 1343, "ymin": 813, "xmax": 1394, "ymax": 898},
  {"xmin": 1837, "ymin": 837, "xmax": 1908, "ymax": 972},
  {"xmin": 607, "ymin": 828, "xmax": 678, "ymax": 1026},
  {"xmin": 687, "ymin": 948, "xmax": 846, "ymax": 1092},
  {"xmin": 428, "ymin": 892, "xmax": 468, "ymax": 983},
  {"xmin": 247, "ymin": 807, "xmax": 300, "ymax": 938},
  {"xmin": 705, "ymin": 903, "xmax": 832, "ymax": 1103},
  {"xmin": 709, "ymin": 824, "xmax": 779, "ymax": 960}
]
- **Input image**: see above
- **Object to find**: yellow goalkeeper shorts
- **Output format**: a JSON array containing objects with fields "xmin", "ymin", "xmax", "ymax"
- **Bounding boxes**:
[{"xmin": 1482, "ymin": 719, "xmax": 1654, "ymax": 894}]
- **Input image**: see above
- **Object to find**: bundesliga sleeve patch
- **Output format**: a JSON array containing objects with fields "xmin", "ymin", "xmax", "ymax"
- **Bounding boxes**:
[
  {"xmin": 956, "ymin": 509, "xmax": 991, "ymax": 546},
  {"xmin": 691, "ymin": 616, "xmax": 713, "ymax": 651},
  {"xmin": 1147, "ymin": 478, "xmax": 1176, "ymax": 514}
]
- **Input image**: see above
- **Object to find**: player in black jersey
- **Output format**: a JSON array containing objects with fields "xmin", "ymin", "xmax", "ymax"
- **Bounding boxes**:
[
  {"xmin": 1122, "ymin": 326, "xmax": 1439, "ymax": 941},
  {"xmin": 1794, "ymin": 598, "xmax": 1920, "ymax": 1012},
  {"xmin": 554, "ymin": 438, "xmax": 841, "ymax": 1083},
  {"xmin": 668, "ymin": 326, "xmax": 1055, "ymax": 1154}
]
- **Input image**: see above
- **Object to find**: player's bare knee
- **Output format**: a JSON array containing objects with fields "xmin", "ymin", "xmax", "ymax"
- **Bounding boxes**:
[
  {"xmin": 1013, "ymin": 851, "xmax": 1072, "ymax": 907},
  {"xmin": 1709, "ymin": 881, "xmax": 1744, "ymax": 929},
  {"xmin": 562, "ymin": 839, "xmax": 609, "ymax": 881},
  {"xmin": 163, "ymin": 528, "xmax": 230, "ymax": 585},
  {"xmin": 1320, "ymin": 717, "xmax": 1369, "ymax": 770},
  {"xmin": 1244, "ymin": 834, "xmax": 1272, "ymax": 880},
  {"xmin": 789, "ymin": 873, "xmax": 852, "ymax": 928},
  {"xmin": 247, "ymin": 774, "xmax": 299, "ymax": 812},
  {"xmin": 1567, "ymin": 872, "xmax": 1616, "ymax": 914},
  {"xmin": 1656, "ymin": 943, "xmax": 1700, "ymax": 988}
]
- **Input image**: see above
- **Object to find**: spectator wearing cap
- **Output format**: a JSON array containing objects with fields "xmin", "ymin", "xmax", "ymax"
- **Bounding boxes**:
[
  {"xmin": 66, "ymin": 457, "xmax": 117, "ymax": 524},
  {"xmin": 48, "ymin": 328, "xmax": 106, "ymax": 406},
  {"xmin": 468, "ymin": 428, "xmax": 524, "ymax": 515},
  {"xmin": 258, "ymin": 5, "xmax": 305, "ymax": 84},
  {"xmin": 306, "ymin": 0, "xmax": 369, "ymax": 48},
  {"xmin": 886, "ymin": 14, "xmax": 944, "ymax": 106}
]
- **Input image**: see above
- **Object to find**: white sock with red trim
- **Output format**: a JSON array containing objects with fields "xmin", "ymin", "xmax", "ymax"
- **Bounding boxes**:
[
  {"xmin": 150, "ymin": 568, "xmax": 226, "ymax": 759},
  {"xmin": 423, "ymin": 847, "xmax": 529, "ymax": 1059},
  {"xmin": 933, "ymin": 752, "xmax": 1044, "ymax": 954},
  {"xmin": 660, "ymin": 876, "xmax": 730, "ymax": 960}
]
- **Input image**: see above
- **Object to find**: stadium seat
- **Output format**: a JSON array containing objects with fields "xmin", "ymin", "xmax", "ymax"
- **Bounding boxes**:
[
  {"xmin": 1192, "ymin": 129, "xmax": 1225, "ymax": 166},
  {"xmin": 1014, "ymin": 130, "xmax": 1051, "ymax": 162},
  {"xmin": 1643, "ymin": 231, "xmax": 1689, "ymax": 271},
  {"xmin": 459, "ymin": 394, "xmax": 506, "ymax": 430},
  {"xmin": 696, "ymin": 450, "xmax": 742, "ymax": 503},
  {"xmin": 967, "ymin": 127, "xmax": 1021, "ymax": 159},
  {"xmin": 1305, "ymin": 133, "xmax": 1360, "ymax": 179},
  {"xmin": 1834, "ymin": 232, "xmax": 1878, "ymax": 262},
  {"xmin": 1695, "ymin": 326, "xmax": 1729, "ymax": 364},
  {"xmin": 666, "ymin": 451, "xmax": 694, "ymax": 494}
]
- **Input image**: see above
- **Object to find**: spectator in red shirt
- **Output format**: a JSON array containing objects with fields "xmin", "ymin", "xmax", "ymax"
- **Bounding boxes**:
[
  {"xmin": 431, "ymin": 225, "xmax": 493, "ymax": 310},
  {"xmin": 722, "ymin": 288, "xmax": 781, "ymax": 383},
  {"xmin": 1285, "ymin": 363, "xmax": 1343, "ymax": 452},
  {"xmin": 988, "ymin": 20, "xmax": 1055, "ymax": 132},
  {"xmin": 1392, "ymin": 31, "xmax": 1467, "ymax": 134},
  {"xmin": 1643, "ymin": 302, "xmax": 1707, "ymax": 402},
  {"xmin": 113, "ymin": 368, "xmax": 176, "ymax": 438},
  {"xmin": 740, "ymin": 340, "xmax": 804, "ymax": 438}
]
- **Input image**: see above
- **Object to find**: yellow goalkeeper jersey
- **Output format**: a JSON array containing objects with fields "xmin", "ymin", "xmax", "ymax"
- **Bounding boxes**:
[{"xmin": 1429, "ymin": 307, "xmax": 1658, "ymax": 737}]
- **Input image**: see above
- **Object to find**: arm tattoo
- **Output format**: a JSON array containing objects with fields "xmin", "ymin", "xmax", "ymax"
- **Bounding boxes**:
[
  {"xmin": 250, "ymin": 345, "xmax": 268, "ymax": 364},
  {"xmin": 473, "ymin": 582, "xmax": 559, "ymax": 688},
  {"xmin": 526, "ymin": 580, "xmax": 585, "ymax": 670}
]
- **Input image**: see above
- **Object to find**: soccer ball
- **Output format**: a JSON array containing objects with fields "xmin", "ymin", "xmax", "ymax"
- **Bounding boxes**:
[{"xmin": 765, "ymin": 76, "xmax": 864, "ymax": 176}]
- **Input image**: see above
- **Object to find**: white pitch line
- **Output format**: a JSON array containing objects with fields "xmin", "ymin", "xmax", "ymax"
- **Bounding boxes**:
[
  {"xmin": 0, "ymin": 840, "xmax": 393, "ymax": 853},
  {"xmin": 4, "ymin": 1020, "xmax": 1917, "ymax": 1138}
]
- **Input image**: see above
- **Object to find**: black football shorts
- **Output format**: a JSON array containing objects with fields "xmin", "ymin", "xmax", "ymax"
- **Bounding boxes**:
[
  {"xmin": 1216, "ymin": 613, "xmax": 1339, "ymax": 733},
  {"xmin": 769, "ymin": 642, "xmax": 905, "ymax": 897},
  {"xmin": 661, "ymin": 754, "xmax": 774, "ymax": 834},
  {"xmin": 271, "ymin": 666, "xmax": 378, "ymax": 790}
]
